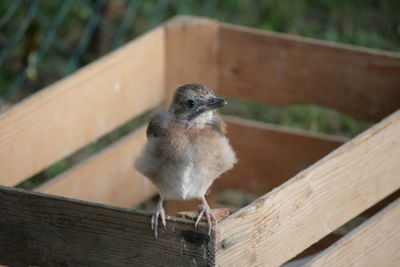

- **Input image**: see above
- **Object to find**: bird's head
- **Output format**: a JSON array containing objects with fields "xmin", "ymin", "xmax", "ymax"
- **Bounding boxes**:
[{"xmin": 168, "ymin": 83, "xmax": 227, "ymax": 122}]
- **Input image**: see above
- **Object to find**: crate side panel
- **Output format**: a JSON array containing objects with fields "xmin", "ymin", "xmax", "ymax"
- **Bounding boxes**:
[
  {"xmin": 0, "ymin": 186, "xmax": 214, "ymax": 267},
  {"xmin": 216, "ymin": 109, "xmax": 400, "ymax": 267},
  {"xmin": 0, "ymin": 27, "xmax": 165, "ymax": 187},
  {"xmin": 218, "ymin": 24, "xmax": 400, "ymax": 122}
]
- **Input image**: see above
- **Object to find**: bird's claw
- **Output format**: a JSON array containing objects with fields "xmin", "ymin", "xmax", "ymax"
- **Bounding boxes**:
[
  {"xmin": 195, "ymin": 198, "xmax": 217, "ymax": 235},
  {"xmin": 152, "ymin": 199, "xmax": 166, "ymax": 238}
]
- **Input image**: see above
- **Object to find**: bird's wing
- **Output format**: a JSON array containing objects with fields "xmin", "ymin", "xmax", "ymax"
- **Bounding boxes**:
[{"xmin": 146, "ymin": 112, "xmax": 168, "ymax": 138}]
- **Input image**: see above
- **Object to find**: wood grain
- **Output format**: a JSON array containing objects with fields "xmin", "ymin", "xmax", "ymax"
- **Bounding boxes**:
[
  {"xmin": 0, "ymin": 185, "xmax": 214, "ymax": 267},
  {"xmin": 216, "ymin": 116, "xmax": 347, "ymax": 195},
  {"xmin": 165, "ymin": 16, "xmax": 219, "ymax": 106},
  {"xmin": 0, "ymin": 27, "xmax": 165, "ymax": 187},
  {"xmin": 218, "ymin": 24, "xmax": 400, "ymax": 122},
  {"xmin": 307, "ymin": 198, "xmax": 400, "ymax": 267},
  {"xmin": 36, "ymin": 126, "xmax": 157, "ymax": 208},
  {"xmin": 215, "ymin": 109, "xmax": 400, "ymax": 267}
]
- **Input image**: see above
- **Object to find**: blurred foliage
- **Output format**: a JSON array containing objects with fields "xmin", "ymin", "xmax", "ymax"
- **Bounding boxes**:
[{"xmin": 0, "ymin": 0, "xmax": 399, "ymax": 102}]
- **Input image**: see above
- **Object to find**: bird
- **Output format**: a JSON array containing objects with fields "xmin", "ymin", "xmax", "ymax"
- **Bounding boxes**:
[{"xmin": 135, "ymin": 83, "xmax": 237, "ymax": 237}]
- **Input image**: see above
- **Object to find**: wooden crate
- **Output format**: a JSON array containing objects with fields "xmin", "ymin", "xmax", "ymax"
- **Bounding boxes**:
[{"xmin": 1, "ymin": 16, "xmax": 400, "ymax": 266}]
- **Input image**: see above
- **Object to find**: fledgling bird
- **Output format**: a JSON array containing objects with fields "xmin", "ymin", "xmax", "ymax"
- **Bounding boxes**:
[{"xmin": 135, "ymin": 83, "xmax": 237, "ymax": 237}]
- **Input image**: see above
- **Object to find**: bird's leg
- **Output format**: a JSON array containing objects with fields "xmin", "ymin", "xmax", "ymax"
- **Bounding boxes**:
[
  {"xmin": 151, "ymin": 197, "xmax": 166, "ymax": 238},
  {"xmin": 195, "ymin": 196, "xmax": 217, "ymax": 235}
]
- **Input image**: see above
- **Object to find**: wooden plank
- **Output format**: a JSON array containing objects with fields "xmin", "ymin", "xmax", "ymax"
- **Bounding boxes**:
[
  {"xmin": 0, "ymin": 185, "xmax": 214, "ymax": 267},
  {"xmin": 215, "ymin": 109, "xmax": 400, "ymax": 267},
  {"xmin": 218, "ymin": 24, "xmax": 400, "ymax": 122},
  {"xmin": 215, "ymin": 116, "xmax": 347, "ymax": 195},
  {"xmin": 307, "ymin": 198, "xmax": 400, "ymax": 267},
  {"xmin": 0, "ymin": 27, "xmax": 165, "ymax": 187},
  {"xmin": 165, "ymin": 16, "xmax": 219, "ymax": 105},
  {"xmin": 35, "ymin": 126, "xmax": 157, "ymax": 208}
]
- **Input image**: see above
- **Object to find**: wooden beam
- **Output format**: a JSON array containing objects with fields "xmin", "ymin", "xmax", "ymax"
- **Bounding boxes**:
[
  {"xmin": 215, "ymin": 109, "xmax": 400, "ymax": 267},
  {"xmin": 218, "ymin": 24, "xmax": 400, "ymax": 122},
  {"xmin": 165, "ymin": 16, "xmax": 219, "ymax": 106},
  {"xmin": 35, "ymin": 126, "xmax": 157, "ymax": 208},
  {"xmin": 307, "ymin": 198, "xmax": 400, "ymax": 267},
  {"xmin": 215, "ymin": 116, "xmax": 346, "ymax": 195},
  {"xmin": 0, "ymin": 186, "xmax": 214, "ymax": 267},
  {"xmin": 0, "ymin": 27, "xmax": 165, "ymax": 187}
]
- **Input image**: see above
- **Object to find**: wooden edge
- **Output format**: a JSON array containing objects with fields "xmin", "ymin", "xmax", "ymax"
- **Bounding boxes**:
[
  {"xmin": 165, "ymin": 15, "xmax": 218, "ymax": 27},
  {"xmin": 292, "ymin": 233, "xmax": 342, "ymax": 261},
  {"xmin": 215, "ymin": 116, "xmax": 347, "ymax": 195},
  {"xmin": 0, "ymin": 185, "xmax": 215, "ymax": 266},
  {"xmin": 361, "ymin": 188, "xmax": 400, "ymax": 218},
  {"xmin": 35, "ymin": 126, "xmax": 157, "ymax": 208},
  {"xmin": 0, "ymin": 26, "xmax": 165, "ymax": 187},
  {"xmin": 215, "ymin": 109, "xmax": 400, "ymax": 266},
  {"xmin": 282, "ymin": 254, "xmax": 318, "ymax": 267},
  {"xmin": 217, "ymin": 22, "xmax": 400, "ymax": 122},
  {"xmin": 306, "ymin": 198, "xmax": 400, "ymax": 266},
  {"xmin": 165, "ymin": 15, "xmax": 219, "ymax": 107},
  {"xmin": 220, "ymin": 22, "xmax": 400, "ymax": 58}
]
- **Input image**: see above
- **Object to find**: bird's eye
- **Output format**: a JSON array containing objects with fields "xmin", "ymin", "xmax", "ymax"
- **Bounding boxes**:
[{"xmin": 186, "ymin": 99, "xmax": 196, "ymax": 109}]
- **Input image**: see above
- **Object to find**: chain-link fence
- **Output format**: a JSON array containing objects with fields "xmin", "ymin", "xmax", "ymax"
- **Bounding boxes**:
[
  {"xmin": 1, "ymin": 0, "xmax": 399, "ymax": 103},
  {"xmin": 0, "ymin": 0, "xmax": 168, "ymax": 102}
]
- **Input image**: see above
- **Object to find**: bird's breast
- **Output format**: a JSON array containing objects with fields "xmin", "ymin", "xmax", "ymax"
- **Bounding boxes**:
[{"xmin": 137, "ymin": 121, "xmax": 237, "ymax": 200}]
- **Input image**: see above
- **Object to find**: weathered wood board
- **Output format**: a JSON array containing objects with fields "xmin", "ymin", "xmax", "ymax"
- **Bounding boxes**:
[{"xmin": 0, "ymin": 186, "xmax": 213, "ymax": 267}]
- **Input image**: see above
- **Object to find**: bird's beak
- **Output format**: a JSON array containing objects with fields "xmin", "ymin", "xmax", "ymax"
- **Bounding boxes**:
[
  {"xmin": 205, "ymin": 97, "xmax": 227, "ymax": 110},
  {"xmin": 188, "ymin": 97, "xmax": 227, "ymax": 121}
]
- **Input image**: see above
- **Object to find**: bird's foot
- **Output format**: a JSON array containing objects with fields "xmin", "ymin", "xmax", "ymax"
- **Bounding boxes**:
[
  {"xmin": 151, "ymin": 198, "xmax": 166, "ymax": 238},
  {"xmin": 195, "ymin": 197, "xmax": 217, "ymax": 235}
]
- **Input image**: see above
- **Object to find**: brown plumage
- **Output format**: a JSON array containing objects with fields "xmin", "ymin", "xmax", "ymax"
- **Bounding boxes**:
[{"xmin": 135, "ymin": 83, "xmax": 237, "ymax": 237}]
